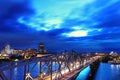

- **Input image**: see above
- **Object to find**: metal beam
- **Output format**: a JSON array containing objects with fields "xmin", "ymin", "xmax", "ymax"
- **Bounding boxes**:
[{"xmin": 0, "ymin": 71, "xmax": 8, "ymax": 80}]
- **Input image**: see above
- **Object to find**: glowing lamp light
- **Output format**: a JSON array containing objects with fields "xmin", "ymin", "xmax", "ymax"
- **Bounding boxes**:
[
  {"xmin": 65, "ymin": 69, "xmax": 69, "ymax": 73},
  {"xmin": 70, "ymin": 63, "xmax": 73, "ymax": 66},
  {"xmin": 76, "ymin": 61, "xmax": 79, "ymax": 64},
  {"xmin": 61, "ymin": 70, "xmax": 65, "ymax": 74},
  {"xmin": 76, "ymin": 65, "xmax": 79, "ymax": 68},
  {"xmin": 74, "ymin": 66, "xmax": 76, "ymax": 69},
  {"xmin": 59, "ymin": 61, "xmax": 62, "ymax": 64},
  {"xmin": 43, "ymin": 72, "xmax": 46, "ymax": 75}
]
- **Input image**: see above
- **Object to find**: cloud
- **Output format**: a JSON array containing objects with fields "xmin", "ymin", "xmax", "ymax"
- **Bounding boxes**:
[{"xmin": 0, "ymin": 0, "xmax": 120, "ymax": 52}]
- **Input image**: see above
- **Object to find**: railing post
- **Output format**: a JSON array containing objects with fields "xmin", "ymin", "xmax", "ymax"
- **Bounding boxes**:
[
  {"xmin": 27, "ymin": 61, "xmax": 30, "ymax": 73},
  {"xmin": 40, "ymin": 61, "xmax": 42, "ymax": 74}
]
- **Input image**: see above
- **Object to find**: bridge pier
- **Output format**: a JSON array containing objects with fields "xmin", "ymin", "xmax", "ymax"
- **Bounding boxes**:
[{"xmin": 88, "ymin": 59, "xmax": 100, "ymax": 80}]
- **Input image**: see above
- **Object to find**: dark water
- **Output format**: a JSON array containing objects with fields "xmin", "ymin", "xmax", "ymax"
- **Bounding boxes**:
[{"xmin": 76, "ymin": 63, "xmax": 120, "ymax": 80}]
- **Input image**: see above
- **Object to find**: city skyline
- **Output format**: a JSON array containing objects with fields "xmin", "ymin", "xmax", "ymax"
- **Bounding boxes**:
[{"xmin": 0, "ymin": 0, "xmax": 120, "ymax": 52}]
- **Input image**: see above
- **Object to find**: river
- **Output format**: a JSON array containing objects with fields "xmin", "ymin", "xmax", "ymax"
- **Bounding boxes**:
[{"xmin": 76, "ymin": 63, "xmax": 120, "ymax": 80}]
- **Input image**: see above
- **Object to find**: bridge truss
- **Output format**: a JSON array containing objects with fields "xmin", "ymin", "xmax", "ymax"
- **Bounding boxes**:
[{"xmin": 0, "ymin": 51, "xmax": 97, "ymax": 80}]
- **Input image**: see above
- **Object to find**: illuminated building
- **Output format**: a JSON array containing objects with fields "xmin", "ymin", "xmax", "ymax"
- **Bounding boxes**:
[
  {"xmin": 1, "ymin": 44, "xmax": 13, "ymax": 59},
  {"xmin": 109, "ymin": 51, "xmax": 118, "ymax": 57}
]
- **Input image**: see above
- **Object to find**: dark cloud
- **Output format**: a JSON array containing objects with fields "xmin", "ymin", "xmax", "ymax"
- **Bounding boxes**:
[
  {"xmin": 0, "ymin": 0, "xmax": 33, "ymax": 18},
  {"xmin": 96, "ymin": 15, "xmax": 120, "ymax": 28},
  {"xmin": 92, "ymin": 1, "xmax": 120, "ymax": 28},
  {"xmin": 0, "ymin": 0, "xmax": 34, "ymax": 33},
  {"xmin": 46, "ymin": 28, "xmax": 73, "ymax": 37}
]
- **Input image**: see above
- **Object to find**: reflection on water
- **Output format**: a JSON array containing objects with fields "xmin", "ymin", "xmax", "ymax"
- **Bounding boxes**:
[
  {"xmin": 13, "ymin": 66, "xmax": 24, "ymax": 80},
  {"xmin": 94, "ymin": 63, "xmax": 120, "ymax": 80},
  {"xmin": 76, "ymin": 66, "xmax": 91, "ymax": 80}
]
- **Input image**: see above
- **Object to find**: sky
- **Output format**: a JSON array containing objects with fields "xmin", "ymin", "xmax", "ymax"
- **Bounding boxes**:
[{"xmin": 0, "ymin": 0, "xmax": 120, "ymax": 52}]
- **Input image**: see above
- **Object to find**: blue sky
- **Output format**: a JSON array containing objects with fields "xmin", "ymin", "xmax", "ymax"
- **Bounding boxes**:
[{"xmin": 0, "ymin": 0, "xmax": 120, "ymax": 52}]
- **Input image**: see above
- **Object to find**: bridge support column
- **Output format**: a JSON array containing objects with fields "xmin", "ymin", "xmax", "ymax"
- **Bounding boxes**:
[
  {"xmin": 89, "ymin": 60, "xmax": 100, "ymax": 80},
  {"xmin": 10, "ymin": 68, "xmax": 12, "ymax": 80},
  {"xmin": 24, "ymin": 64, "xmax": 26, "ymax": 80},
  {"xmin": 39, "ymin": 61, "xmax": 43, "ymax": 80},
  {"xmin": 50, "ymin": 61, "xmax": 53, "ymax": 80}
]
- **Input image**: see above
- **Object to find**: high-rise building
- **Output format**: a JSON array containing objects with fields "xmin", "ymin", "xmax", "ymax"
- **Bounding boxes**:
[{"xmin": 38, "ymin": 43, "xmax": 46, "ymax": 53}]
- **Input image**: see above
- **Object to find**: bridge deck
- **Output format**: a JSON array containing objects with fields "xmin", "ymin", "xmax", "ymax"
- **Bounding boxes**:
[
  {"xmin": 59, "ymin": 58, "xmax": 98, "ymax": 80},
  {"xmin": 34, "ymin": 57, "xmax": 99, "ymax": 80}
]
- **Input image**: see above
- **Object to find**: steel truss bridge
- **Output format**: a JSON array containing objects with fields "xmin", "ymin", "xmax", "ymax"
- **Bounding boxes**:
[{"xmin": 0, "ymin": 52, "xmax": 102, "ymax": 80}]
